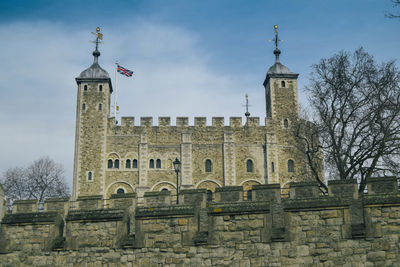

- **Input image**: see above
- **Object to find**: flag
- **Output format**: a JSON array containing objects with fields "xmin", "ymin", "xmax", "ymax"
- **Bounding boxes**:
[{"xmin": 117, "ymin": 64, "xmax": 133, "ymax": 77}]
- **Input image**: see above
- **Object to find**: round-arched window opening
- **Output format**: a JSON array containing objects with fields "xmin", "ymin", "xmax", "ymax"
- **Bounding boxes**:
[
  {"xmin": 205, "ymin": 159, "xmax": 212, "ymax": 173},
  {"xmin": 99, "ymin": 85, "xmax": 103, "ymax": 92},
  {"xmin": 206, "ymin": 190, "xmax": 213, "ymax": 202},
  {"xmin": 161, "ymin": 188, "xmax": 169, "ymax": 192},
  {"xmin": 149, "ymin": 159, "xmax": 155, "ymax": 169},
  {"xmin": 84, "ymin": 85, "xmax": 88, "ymax": 91},
  {"xmin": 284, "ymin": 119, "xmax": 289, "ymax": 128},
  {"xmin": 246, "ymin": 159, "xmax": 253, "ymax": 173},
  {"xmin": 288, "ymin": 159, "xmax": 295, "ymax": 172},
  {"xmin": 117, "ymin": 188, "xmax": 125, "ymax": 194},
  {"xmin": 281, "ymin": 81, "xmax": 286, "ymax": 88}
]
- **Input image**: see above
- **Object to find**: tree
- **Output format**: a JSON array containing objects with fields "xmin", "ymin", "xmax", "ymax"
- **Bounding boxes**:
[
  {"xmin": 306, "ymin": 48, "xmax": 400, "ymax": 192},
  {"xmin": 1, "ymin": 157, "xmax": 70, "ymax": 203},
  {"xmin": 386, "ymin": 0, "xmax": 400, "ymax": 18}
]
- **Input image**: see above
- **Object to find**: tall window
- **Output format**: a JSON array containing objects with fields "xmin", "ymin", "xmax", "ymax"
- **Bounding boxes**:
[
  {"xmin": 288, "ymin": 160, "xmax": 294, "ymax": 172},
  {"xmin": 284, "ymin": 119, "xmax": 289, "ymax": 128},
  {"xmin": 271, "ymin": 162, "xmax": 275, "ymax": 173},
  {"xmin": 98, "ymin": 103, "xmax": 102, "ymax": 111},
  {"xmin": 126, "ymin": 159, "xmax": 131, "ymax": 169},
  {"xmin": 114, "ymin": 159, "xmax": 120, "ymax": 169},
  {"xmin": 205, "ymin": 159, "xmax": 212, "ymax": 172},
  {"xmin": 281, "ymin": 81, "xmax": 286, "ymax": 87},
  {"xmin": 206, "ymin": 190, "xmax": 213, "ymax": 202},
  {"xmin": 108, "ymin": 159, "xmax": 113, "ymax": 169},
  {"xmin": 82, "ymin": 103, "xmax": 86, "ymax": 111},
  {"xmin": 247, "ymin": 190, "xmax": 253, "ymax": 201},
  {"xmin": 84, "ymin": 85, "xmax": 88, "ymax": 91},
  {"xmin": 149, "ymin": 159, "xmax": 154, "ymax": 169},
  {"xmin": 246, "ymin": 159, "xmax": 253, "ymax": 173},
  {"xmin": 88, "ymin": 171, "xmax": 93, "ymax": 181},
  {"xmin": 156, "ymin": 159, "xmax": 161, "ymax": 169},
  {"xmin": 99, "ymin": 85, "xmax": 103, "ymax": 92},
  {"xmin": 133, "ymin": 159, "xmax": 138, "ymax": 168}
]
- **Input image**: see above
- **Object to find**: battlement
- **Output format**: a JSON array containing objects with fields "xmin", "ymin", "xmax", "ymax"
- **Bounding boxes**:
[{"xmin": 110, "ymin": 116, "xmax": 269, "ymax": 128}]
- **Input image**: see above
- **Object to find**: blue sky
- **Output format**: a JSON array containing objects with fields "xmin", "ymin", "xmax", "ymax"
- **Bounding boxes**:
[{"xmin": 0, "ymin": 0, "xmax": 399, "ymax": 187}]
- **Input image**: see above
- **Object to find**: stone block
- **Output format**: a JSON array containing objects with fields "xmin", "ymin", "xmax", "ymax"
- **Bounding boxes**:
[
  {"xmin": 289, "ymin": 182, "xmax": 320, "ymax": 199},
  {"xmin": 13, "ymin": 199, "xmax": 39, "ymax": 213},
  {"xmin": 248, "ymin": 117, "xmax": 260, "ymax": 127},
  {"xmin": 212, "ymin": 117, "xmax": 224, "ymax": 127},
  {"xmin": 144, "ymin": 191, "xmax": 171, "ymax": 206},
  {"xmin": 194, "ymin": 117, "xmax": 206, "ymax": 127},
  {"xmin": 158, "ymin": 117, "xmax": 171, "ymax": 126},
  {"xmin": 121, "ymin": 117, "xmax": 134, "ymax": 126},
  {"xmin": 328, "ymin": 179, "xmax": 358, "ymax": 199},
  {"xmin": 76, "ymin": 195, "xmax": 103, "ymax": 210},
  {"xmin": 252, "ymin": 184, "xmax": 281, "ymax": 203},
  {"xmin": 179, "ymin": 189, "xmax": 207, "ymax": 208},
  {"xmin": 140, "ymin": 117, "xmax": 153, "ymax": 127},
  {"xmin": 110, "ymin": 193, "xmax": 136, "ymax": 209},
  {"xmin": 215, "ymin": 186, "xmax": 243, "ymax": 202},
  {"xmin": 229, "ymin": 117, "xmax": 242, "ymax": 127},
  {"xmin": 176, "ymin": 117, "xmax": 189, "ymax": 127},
  {"xmin": 44, "ymin": 197, "xmax": 70, "ymax": 216},
  {"xmin": 367, "ymin": 176, "xmax": 398, "ymax": 194}
]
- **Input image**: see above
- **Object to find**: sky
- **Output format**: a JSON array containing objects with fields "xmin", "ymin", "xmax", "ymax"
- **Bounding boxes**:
[{"xmin": 0, "ymin": 0, "xmax": 399, "ymax": 189}]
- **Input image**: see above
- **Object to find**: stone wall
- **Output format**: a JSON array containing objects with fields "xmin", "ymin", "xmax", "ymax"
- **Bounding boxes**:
[
  {"xmin": 2, "ymin": 177, "xmax": 399, "ymax": 266},
  {"xmin": 0, "ymin": 183, "xmax": 4, "ymax": 222}
]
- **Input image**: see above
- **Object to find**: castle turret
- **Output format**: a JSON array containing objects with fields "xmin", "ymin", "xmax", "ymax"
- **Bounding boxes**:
[{"xmin": 72, "ymin": 28, "xmax": 112, "ymax": 200}]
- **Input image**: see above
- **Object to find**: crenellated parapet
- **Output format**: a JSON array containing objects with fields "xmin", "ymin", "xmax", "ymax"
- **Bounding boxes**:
[{"xmin": 1, "ymin": 177, "xmax": 400, "ymax": 256}]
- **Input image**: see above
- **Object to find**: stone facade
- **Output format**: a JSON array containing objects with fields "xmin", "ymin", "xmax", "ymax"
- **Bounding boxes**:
[
  {"xmin": 72, "ymin": 45, "xmax": 323, "ymax": 200},
  {"xmin": 0, "ymin": 177, "xmax": 399, "ymax": 266},
  {"xmin": 0, "ymin": 184, "xmax": 4, "ymax": 222}
]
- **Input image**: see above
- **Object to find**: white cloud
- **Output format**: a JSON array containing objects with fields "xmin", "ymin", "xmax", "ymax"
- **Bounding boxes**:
[{"xmin": 0, "ymin": 20, "xmax": 265, "ymax": 188}]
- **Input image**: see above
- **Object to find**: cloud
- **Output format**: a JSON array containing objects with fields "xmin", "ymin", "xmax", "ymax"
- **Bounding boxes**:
[{"xmin": 0, "ymin": 20, "xmax": 264, "ymax": 188}]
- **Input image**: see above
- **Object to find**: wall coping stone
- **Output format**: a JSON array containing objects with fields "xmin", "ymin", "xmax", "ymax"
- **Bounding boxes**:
[
  {"xmin": 367, "ymin": 176, "xmax": 397, "ymax": 182},
  {"xmin": 66, "ymin": 209, "xmax": 125, "ymax": 222},
  {"xmin": 215, "ymin": 186, "xmax": 243, "ymax": 192},
  {"xmin": 44, "ymin": 197, "xmax": 70, "ymax": 202},
  {"xmin": 363, "ymin": 194, "xmax": 400, "ymax": 205},
  {"xmin": 180, "ymin": 189, "xmax": 207, "ymax": 194},
  {"xmin": 208, "ymin": 201, "xmax": 270, "ymax": 215},
  {"xmin": 252, "ymin": 184, "xmax": 280, "ymax": 190},
  {"xmin": 289, "ymin": 181, "xmax": 319, "ymax": 188},
  {"xmin": 110, "ymin": 193, "xmax": 136, "ymax": 199},
  {"xmin": 13, "ymin": 199, "xmax": 39, "ymax": 204},
  {"xmin": 283, "ymin": 197, "xmax": 351, "ymax": 211},
  {"xmin": 144, "ymin": 191, "xmax": 171, "ymax": 197},
  {"xmin": 76, "ymin": 195, "xmax": 103, "ymax": 200},
  {"xmin": 1, "ymin": 212, "xmax": 61, "ymax": 225},
  {"xmin": 328, "ymin": 179, "xmax": 357, "ymax": 185},
  {"xmin": 135, "ymin": 205, "xmax": 195, "ymax": 218}
]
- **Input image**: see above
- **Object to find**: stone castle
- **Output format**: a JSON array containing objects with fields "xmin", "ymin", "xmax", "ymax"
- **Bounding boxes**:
[{"xmin": 72, "ymin": 29, "xmax": 323, "ymax": 201}]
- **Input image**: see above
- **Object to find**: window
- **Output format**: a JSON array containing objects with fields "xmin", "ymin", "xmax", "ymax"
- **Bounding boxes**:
[
  {"xmin": 133, "ymin": 159, "xmax": 138, "ymax": 168},
  {"xmin": 126, "ymin": 159, "xmax": 131, "ymax": 169},
  {"xmin": 205, "ymin": 159, "xmax": 212, "ymax": 172},
  {"xmin": 156, "ymin": 159, "xmax": 161, "ymax": 169},
  {"xmin": 284, "ymin": 119, "xmax": 289, "ymax": 128},
  {"xmin": 99, "ymin": 85, "xmax": 103, "ymax": 92},
  {"xmin": 108, "ymin": 159, "xmax": 113, "ymax": 169},
  {"xmin": 271, "ymin": 162, "xmax": 275, "ymax": 173},
  {"xmin": 84, "ymin": 85, "xmax": 88, "ymax": 91},
  {"xmin": 288, "ymin": 160, "xmax": 294, "ymax": 172},
  {"xmin": 98, "ymin": 104, "xmax": 102, "ymax": 111},
  {"xmin": 161, "ymin": 188, "xmax": 169, "ymax": 192},
  {"xmin": 149, "ymin": 159, "xmax": 154, "ymax": 169},
  {"xmin": 88, "ymin": 171, "xmax": 93, "ymax": 181},
  {"xmin": 247, "ymin": 190, "xmax": 253, "ymax": 201},
  {"xmin": 117, "ymin": 188, "xmax": 125, "ymax": 194},
  {"xmin": 82, "ymin": 103, "xmax": 86, "ymax": 111},
  {"xmin": 281, "ymin": 81, "xmax": 286, "ymax": 87},
  {"xmin": 246, "ymin": 159, "xmax": 253, "ymax": 173},
  {"xmin": 206, "ymin": 190, "xmax": 213, "ymax": 202},
  {"xmin": 114, "ymin": 159, "xmax": 120, "ymax": 169}
]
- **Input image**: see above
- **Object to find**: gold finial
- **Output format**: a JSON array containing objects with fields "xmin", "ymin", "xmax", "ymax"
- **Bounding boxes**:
[
  {"xmin": 91, "ymin": 27, "xmax": 103, "ymax": 51},
  {"xmin": 269, "ymin": 24, "xmax": 282, "ymax": 50}
]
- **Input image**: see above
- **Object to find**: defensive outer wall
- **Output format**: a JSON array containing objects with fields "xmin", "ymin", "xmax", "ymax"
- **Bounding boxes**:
[{"xmin": 0, "ymin": 177, "xmax": 399, "ymax": 266}]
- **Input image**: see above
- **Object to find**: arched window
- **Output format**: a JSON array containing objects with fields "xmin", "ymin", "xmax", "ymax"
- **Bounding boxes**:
[
  {"xmin": 206, "ymin": 190, "xmax": 213, "ymax": 202},
  {"xmin": 281, "ymin": 81, "xmax": 286, "ymax": 87},
  {"xmin": 114, "ymin": 159, "xmax": 120, "ymax": 169},
  {"xmin": 288, "ymin": 160, "xmax": 294, "ymax": 172},
  {"xmin": 271, "ymin": 162, "xmax": 275, "ymax": 173},
  {"xmin": 247, "ymin": 190, "xmax": 253, "ymax": 201},
  {"xmin": 133, "ymin": 159, "xmax": 138, "ymax": 168},
  {"xmin": 98, "ymin": 103, "xmax": 102, "ymax": 111},
  {"xmin": 117, "ymin": 188, "xmax": 125, "ymax": 194},
  {"xmin": 99, "ymin": 85, "xmax": 103, "ymax": 92},
  {"xmin": 205, "ymin": 159, "xmax": 212, "ymax": 172},
  {"xmin": 149, "ymin": 159, "xmax": 154, "ymax": 169},
  {"xmin": 107, "ymin": 159, "xmax": 113, "ymax": 169},
  {"xmin": 88, "ymin": 171, "xmax": 93, "ymax": 181},
  {"xmin": 82, "ymin": 103, "xmax": 86, "ymax": 111},
  {"xmin": 246, "ymin": 159, "xmax": 253, "ymax": 173},
  {"xmin": 84, "ymin": 85, "xmax": 88, "ymax": 91},
  {"xmin": 161, "ymin": 188, "xmax": 169, "ymax": 192},
  {"xmin": 284, "ymin": 119, "xmax": 289, "ymax": 128},
  {"xmin": 156, "ymin": 159, "xmax": 161, "ymax": 169},
  {"xmin": 126, "ymin": 159, "xmax": 131, "ymax": 169}
]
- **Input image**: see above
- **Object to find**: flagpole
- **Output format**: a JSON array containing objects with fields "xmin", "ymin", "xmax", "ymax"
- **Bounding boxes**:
[{"xmin": 114, "ymin": 61, "xmax": 118, "ymax": 121}]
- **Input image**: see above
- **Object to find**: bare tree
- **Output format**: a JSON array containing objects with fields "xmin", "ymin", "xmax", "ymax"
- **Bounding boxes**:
[
  {"xmin": 386, "ymin": 0, "xmax": 400, "ymax": 18},
  {"xmin": 1, "ymin": 157, "xmax": 70, "ymax": 203},
  {"xmin": 306, "ymin": 48, "xmax": 400, "ymax": 192}
]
